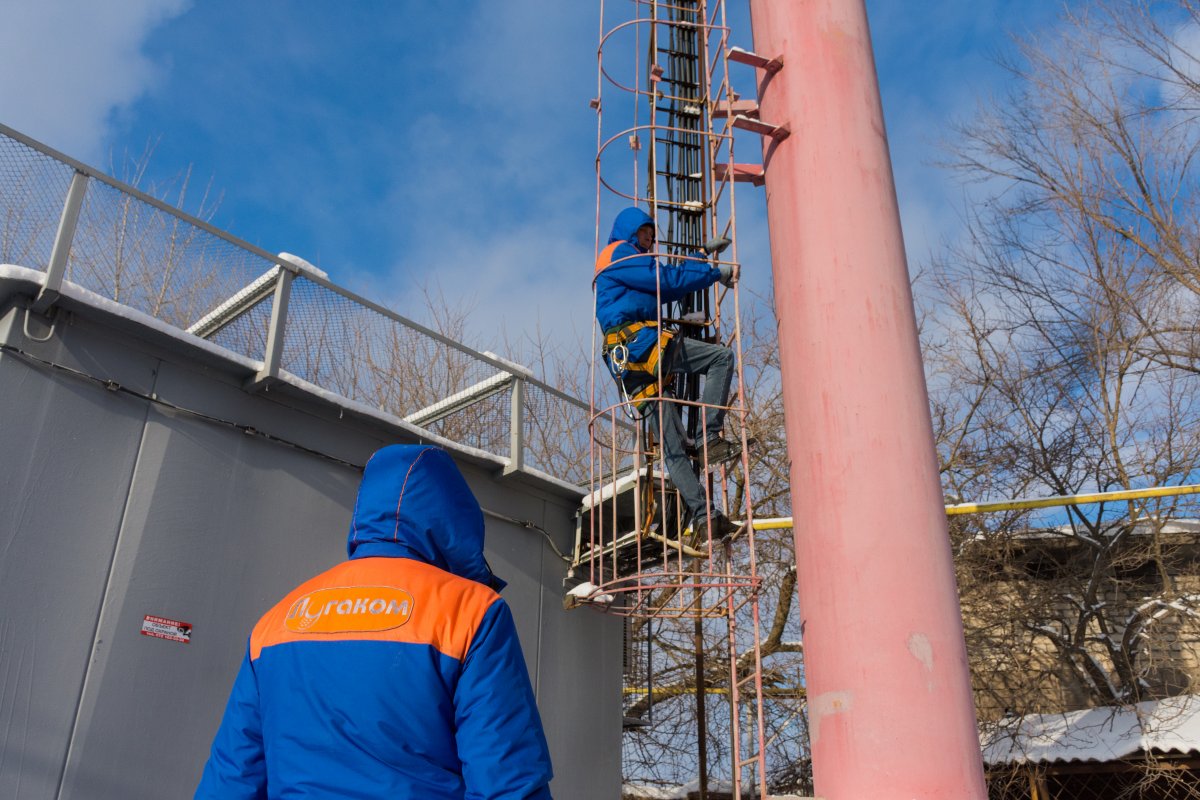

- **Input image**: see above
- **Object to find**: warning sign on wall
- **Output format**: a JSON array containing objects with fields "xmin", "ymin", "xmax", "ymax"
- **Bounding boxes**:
[{"xmin": 141, "ymin": 614, "xmax": 192, "ymax": 644}]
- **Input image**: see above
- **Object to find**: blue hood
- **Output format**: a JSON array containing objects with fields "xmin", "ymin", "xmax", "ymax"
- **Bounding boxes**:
[
  {"xmin": 347, "ymin": 445, "xmax": 504, "ymax": 590},
  {"xmin": 609, "ymin": 206, "xmax": 654, "ymax": 250}
]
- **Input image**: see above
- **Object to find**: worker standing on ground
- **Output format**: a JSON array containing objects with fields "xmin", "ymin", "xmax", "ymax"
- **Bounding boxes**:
[
  {"xmin": 195, "ymin": 444, "xmax": 554, "ymax": 800},
  {"xmin": 594, "ymin": 206, "xmax": 740, "ymax": 540}
]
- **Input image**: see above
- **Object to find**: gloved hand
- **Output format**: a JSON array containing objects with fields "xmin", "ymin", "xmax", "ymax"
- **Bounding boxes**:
[
  {"xmin": 717, "ymin": 263, "xmax": 738, "ymax": 287},
  {"xmin": 702, "ymin": 236, "xmax": 732, "ymax": 256}
]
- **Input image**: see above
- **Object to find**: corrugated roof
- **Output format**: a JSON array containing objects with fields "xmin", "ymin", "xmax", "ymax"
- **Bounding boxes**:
[{"xmin": 981, "ymin": 695, "xmax": 1200, "ymax": 765}]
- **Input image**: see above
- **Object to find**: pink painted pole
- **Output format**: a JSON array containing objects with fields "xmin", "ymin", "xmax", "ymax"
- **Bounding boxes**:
[{"xmin": 747, "ymin": 1, "xmax": 987, "ymax": 798}]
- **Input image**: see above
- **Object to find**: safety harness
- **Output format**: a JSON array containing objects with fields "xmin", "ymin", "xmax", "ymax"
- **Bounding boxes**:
[{"xmin": 603, "ymin": 320, "xmax": 675, "ymax": 416}]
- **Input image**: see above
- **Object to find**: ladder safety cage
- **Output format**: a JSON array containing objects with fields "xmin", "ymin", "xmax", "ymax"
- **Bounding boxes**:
[{"xmin": 582, "ymin": 1, "xmax": 771, "ymax": 797}]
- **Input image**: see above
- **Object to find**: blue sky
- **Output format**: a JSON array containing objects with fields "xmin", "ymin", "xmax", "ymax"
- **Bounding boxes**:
[{"xmin": 0, "ymin": 0, "xmax": 1066, "ymax": 357}]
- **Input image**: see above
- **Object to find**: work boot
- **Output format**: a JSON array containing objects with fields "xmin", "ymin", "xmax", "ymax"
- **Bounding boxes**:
[
  {"xmin": 689, "ymin": 510, "xmax": 739, "ymax": 542},
  {"xmin": 704, "ymin": 435, "xmax": 742, "ymax": 465}
]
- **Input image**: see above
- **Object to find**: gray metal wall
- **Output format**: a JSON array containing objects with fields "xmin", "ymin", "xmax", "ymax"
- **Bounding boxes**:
[{"xmin": 0, "ymin": 278, "xmax": 621, "ymax": 799}]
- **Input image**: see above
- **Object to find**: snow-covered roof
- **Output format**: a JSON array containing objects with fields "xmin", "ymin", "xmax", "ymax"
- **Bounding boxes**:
[
  {"xmin": 0, "ymin": 265, "xmax": 585, "ymax": 498},
  {"xmin": 981, "ymin": 695, "xmax": 1200, "ymax": 765},
  {"xmin": 1031, "ymin": 518, "xmax": 1200, "ymax": 539},
  {"xmin": 581, "ymin": 466, "xmax": 668, "ymax": 510}
]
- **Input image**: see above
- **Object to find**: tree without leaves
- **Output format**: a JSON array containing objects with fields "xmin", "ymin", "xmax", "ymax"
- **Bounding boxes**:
[{"xmin": 927, "ymin": 2, "xmax": 1200, "ymax": 790}]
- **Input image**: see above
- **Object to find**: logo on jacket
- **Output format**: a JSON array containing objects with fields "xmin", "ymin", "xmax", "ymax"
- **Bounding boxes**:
[{"xmin": 285, "ymin": 586, "xmax": 414, "ymax": 634}]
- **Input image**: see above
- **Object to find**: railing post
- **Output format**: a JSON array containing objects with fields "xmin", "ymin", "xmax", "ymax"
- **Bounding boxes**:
[
  {"xmin": 244, "ymin": 265, "xmax": 294, "ymax": 391},
  {"xmin": 505, "ymin": 376, "xmax": 526, "ymax": 475},
  {"xmin": 32, "ymin": 170, "xmax": 89, "ymax": 313}
]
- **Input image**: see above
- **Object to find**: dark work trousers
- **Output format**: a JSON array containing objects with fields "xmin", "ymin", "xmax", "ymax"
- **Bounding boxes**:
[{"xmin": 645, "ymin": 336, "xmax": 735, "ymax": 517}]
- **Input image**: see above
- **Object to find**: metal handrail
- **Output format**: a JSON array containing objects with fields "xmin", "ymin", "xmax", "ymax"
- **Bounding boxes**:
[
  {"xmin": 0, "ymin": 123, "xmax": 605, "ymax": 478},
  {"xmin": 0, "ymin": 122, "xmax": 285, "ymax": 267}
]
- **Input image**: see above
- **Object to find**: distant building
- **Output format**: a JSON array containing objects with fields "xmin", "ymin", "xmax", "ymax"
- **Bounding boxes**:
[{"xmin": 959, "ymin": 518, "xmax": 1200, "ymax": 798}]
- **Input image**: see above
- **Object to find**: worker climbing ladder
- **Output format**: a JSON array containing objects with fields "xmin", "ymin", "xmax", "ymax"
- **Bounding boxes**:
[{"xmin": 575, "ymin": 2, "xmax": 774, "ymax": 796}]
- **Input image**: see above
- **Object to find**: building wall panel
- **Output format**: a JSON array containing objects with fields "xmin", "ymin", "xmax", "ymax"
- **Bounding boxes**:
[{"xmin": 0, "ymin": 291, "xmax": 621, "ymax": 800}]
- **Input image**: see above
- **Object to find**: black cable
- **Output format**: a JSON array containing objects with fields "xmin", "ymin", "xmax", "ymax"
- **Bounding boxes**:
[
  {"xmin": 482, "ymin": 507, "xmax": 572, "ymax": 564},
  {"xmin": 3, "ymin": 342, "xmax": 565, "ymax": 546},
  {"xmin": 1, "ymin": 342, "xmax": 365, "ymax": 471}
]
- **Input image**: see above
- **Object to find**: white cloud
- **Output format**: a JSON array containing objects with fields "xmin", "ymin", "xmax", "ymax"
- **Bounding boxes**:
[
  {"xmin": 366, "ymin": 223, "xmax": 597, "ymax": 362},
  {"xmin": 0, "ymin": 0, "xmax": 190, "ymax": 161}
]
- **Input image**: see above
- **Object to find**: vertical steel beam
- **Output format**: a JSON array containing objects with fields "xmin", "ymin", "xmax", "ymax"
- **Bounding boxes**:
[
  {"xmin": 245, "ymin": 267, "xmax": 294, "ymax": 391},
  {"xmin": 747, "ymin": 1, "xmax": 987, "ymax": 797},
  {"xmin": 33, "ymin": 170, "xmax": 89, "ymax": 313},
  {"xmin": 505, "ymin": 377, "xmax": 526, "ymax": 475}
]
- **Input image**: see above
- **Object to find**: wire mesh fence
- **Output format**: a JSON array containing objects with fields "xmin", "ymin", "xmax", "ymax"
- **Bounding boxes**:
[
  {"xmin": 0, "ymin": 133, "xmax": 76, "ymax": 271},
  {"xmin": 65, "ymin": 177, "xmax": 275, "ymax": 330},
  {"xmin": 208, "ymin": 293, "xmax": 274, "ymax": 362},
  {"xmin": 0, "ymin": 125, "xmax": 591, "ymax": 485}
]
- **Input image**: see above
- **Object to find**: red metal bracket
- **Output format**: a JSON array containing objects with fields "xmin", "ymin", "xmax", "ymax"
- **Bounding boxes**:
[
  {"xmin": 731, "ymin": 114, "xmax": 790, "ymax": 141},
  {"xmin": 711, "ymin": 99, "xmax": 760, "ymax": 119},
  {"xmin": 726, "ymin": 46, "xmax": 783, "ymax": 74},
  {"xmin": 713, "ymin": 163, "xmax": 766, "ymax": 186}
]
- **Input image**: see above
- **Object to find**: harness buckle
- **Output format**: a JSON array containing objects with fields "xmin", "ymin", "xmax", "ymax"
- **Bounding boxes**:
[{"xmin": 609, "ymin": 343, "xmax": 630, "ymax": 373}]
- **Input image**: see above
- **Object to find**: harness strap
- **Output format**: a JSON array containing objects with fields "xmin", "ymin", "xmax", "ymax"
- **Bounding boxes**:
[
  {"xmin": 602, "ymin": 320, "xmax": 653, "ymax": 352},
  {"xmin": 603, "ymin": 321, "xmax": 675, "ymax": 410}
]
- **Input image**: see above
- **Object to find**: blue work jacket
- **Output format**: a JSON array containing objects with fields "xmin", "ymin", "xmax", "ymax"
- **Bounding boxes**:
[
  {"xmin": 195, "ymin": 445, "xmax": 553, "ymax": 800},
  {"xmin": 593, "ymin": 206, "xmax": 722, "ymax": 361}
]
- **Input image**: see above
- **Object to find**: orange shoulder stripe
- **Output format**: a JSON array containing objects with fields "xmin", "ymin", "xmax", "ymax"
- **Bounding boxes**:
[
  {"xmin": 249, "ymin": 558, "xmax": 499, "ymax": 662},
  {"xmin": 595, "ymin": 241, "xmax": 622, "ymax": 276}
]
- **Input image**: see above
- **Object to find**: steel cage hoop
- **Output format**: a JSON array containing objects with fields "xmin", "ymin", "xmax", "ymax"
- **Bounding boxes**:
[
  {"xmin": 596, "ymin": 582, "xmax": 763, "ymax": 619},
  {"xmin": 589, "ymin": 249, "xmax": 734, "ymax": 296},
  {"xmin": 600, "ymin": 80, "xmax": 720, "ymax": 109},
  {"xmin": 597, "ymin": 16, "xmax": 730, "ymax": 98},
  {"xmin": 600, "ymin": 575, "xmax": 761, "ymax": 606},
  {"xmin": 595, "ymin": 122, "xmax": 730, "ymax": 208},
  {"xmin": 587, "ymin": 371, "xmax": 742, "ymax": 446}
]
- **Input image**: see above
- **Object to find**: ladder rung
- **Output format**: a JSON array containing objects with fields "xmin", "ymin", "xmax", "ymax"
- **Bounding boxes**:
[
  {"xmin": 732, "ymin": 114, "xmax": 790, "ymax": 141},
  {"xmin": 654, "ymin": 139, "xmax": 703, "ymax": 150},
  {"xmin": 713, "ymin": 162, "xmax": 765, "ymax": 186},
  {"xmin": 712, "ymin": 99, "xmax": 760, "ymax": 119},
  {"xmin": 737, "ymin": 755, "xmax": 762, "ymax": 769},
  {"xmin": 727, "ymin": 46, "xmax": 783, "ymax": 74},
  {"xmin": 655, "ymin": 171, "xmax": 702, "ymax": 180}
]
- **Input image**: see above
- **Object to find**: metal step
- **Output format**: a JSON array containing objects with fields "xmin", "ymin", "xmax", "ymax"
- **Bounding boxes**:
[
  {"xmin": 732, "ymin": 114, "xmax": 790, "ymax": 140},
  {"xmin": 727, "ymin": 46, "xmax": 783, "ymax": 74}
]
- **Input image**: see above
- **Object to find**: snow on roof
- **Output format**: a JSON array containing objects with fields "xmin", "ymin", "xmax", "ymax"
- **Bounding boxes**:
[
  {"xmin": 276, "ymin": 252, "xmax": 329, "ymax": 280},
  {"xmin": 0, "ymin": 264, "xmax": 584, "ymax": 498},
  {"xmin": 981, "ymin": 695, "xmax": 1200, "ymax": 765},
  {"xmin": 581, "ymin": 467, "xmax": 668, "ymax": 510},
  {"xmin": 970, "ymin": 517, "xmax": 1200, "ymax": 546},
  {"xmin": 1, "ymin": 263, "xmax": 258, "ymax": 371}
]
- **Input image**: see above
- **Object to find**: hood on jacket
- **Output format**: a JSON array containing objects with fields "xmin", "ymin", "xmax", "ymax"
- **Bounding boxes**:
[
  {"xmin": 609, "ymin": 207, "xmax": 655, "ymax": 251},
  {"xmin": 347, "ymin": 444, "xmax": 505, "ymax": 590}
]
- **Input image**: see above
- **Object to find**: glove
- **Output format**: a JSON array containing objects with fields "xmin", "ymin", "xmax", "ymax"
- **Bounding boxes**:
[
  {"xmin": 702, "ymin": 236, "xmax": 732, "ymax": 256},
  {"xmin": 717, "ymin": 264, "xmax": 737, "ymax": 287}
]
